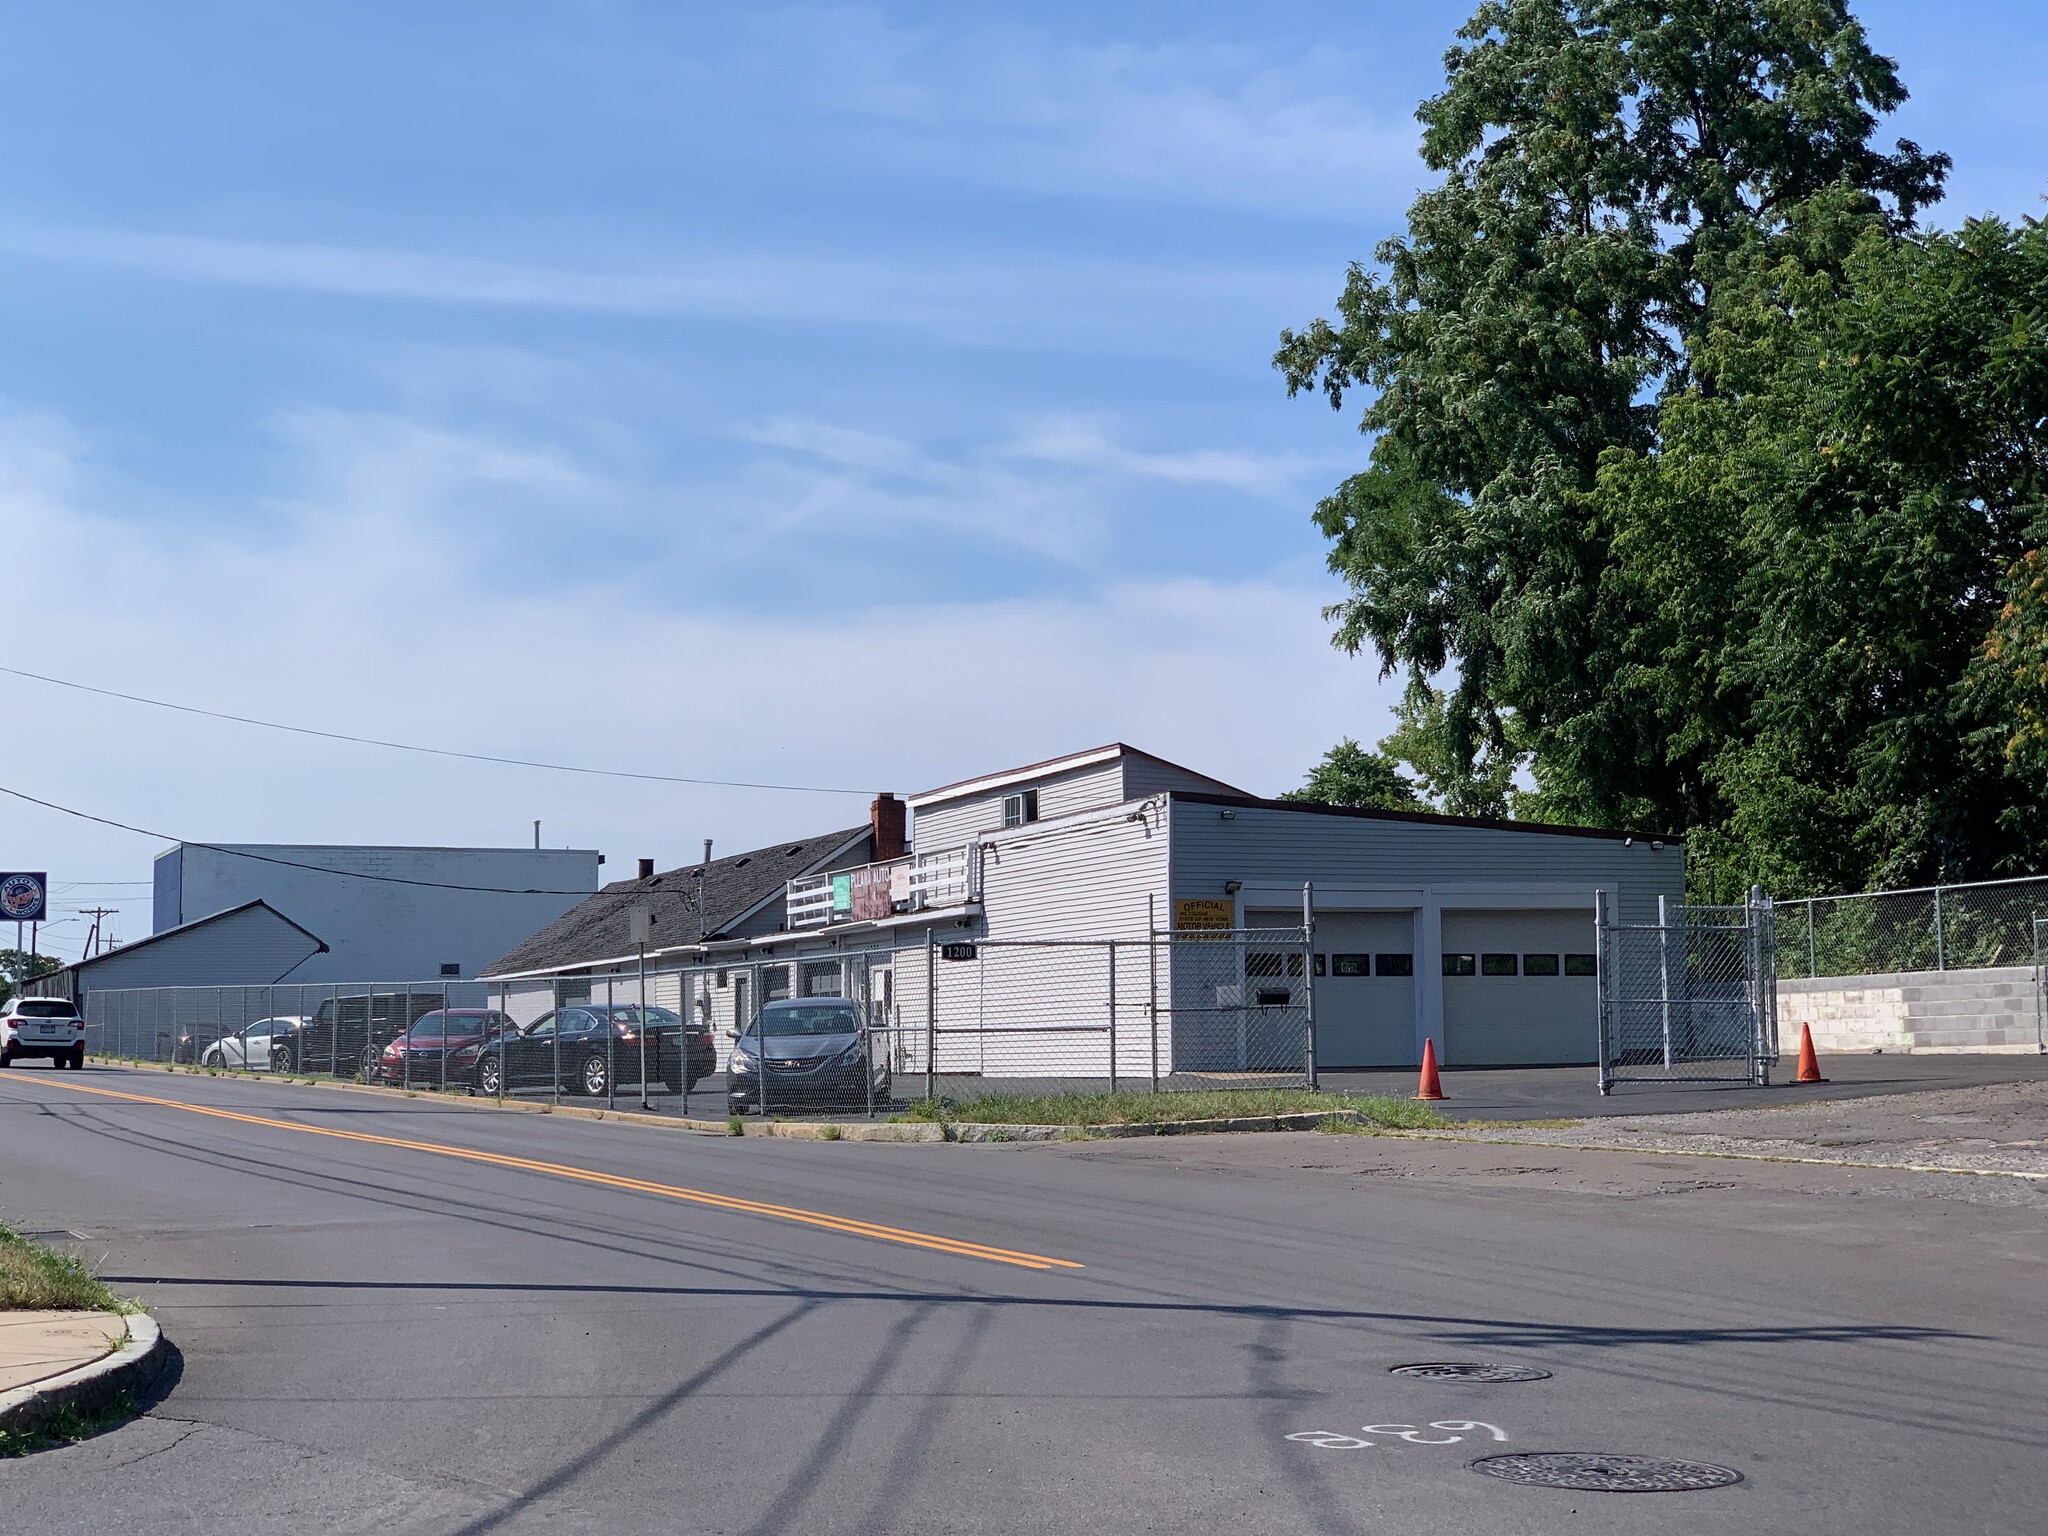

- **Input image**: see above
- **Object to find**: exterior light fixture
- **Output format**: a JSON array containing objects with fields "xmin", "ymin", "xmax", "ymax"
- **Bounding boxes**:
[
  {"xmin": 1224, "ymin": 880, "xmax": 1242, "ymax": 895},
  {"xmin": 1219, "ymin": 810, "xmax": 1237, "ymax": 821}
]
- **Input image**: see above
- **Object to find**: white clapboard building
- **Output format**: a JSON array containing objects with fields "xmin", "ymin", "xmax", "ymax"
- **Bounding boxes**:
[{"xmin": 482, "ymin": 744, "xmax": 1683, "ymax": 1072}]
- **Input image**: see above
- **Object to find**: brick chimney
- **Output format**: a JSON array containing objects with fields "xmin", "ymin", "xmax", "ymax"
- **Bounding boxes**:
[
  {"xmin": 637, "ymin": 857, "xmax": 655, "ymax": 880},
  {"xmin": 870, "ymin": 793, "xmax": 906, "ymax": 861}
]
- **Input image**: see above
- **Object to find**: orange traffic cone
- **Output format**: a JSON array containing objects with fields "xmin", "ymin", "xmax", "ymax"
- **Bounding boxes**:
[
  {"xmin": 1794, "ymin": 1023, "xmax": 1828, "ymax": 1084},
  {"xmin": 1415, "ymin": 1037, "xmax": 1446, "ymax": 1101}
]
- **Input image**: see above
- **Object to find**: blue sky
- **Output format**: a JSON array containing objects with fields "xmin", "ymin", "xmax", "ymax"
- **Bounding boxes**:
[{"xmin": 3, "ymin": 2, "xmax": 2044, "ymax": 957}]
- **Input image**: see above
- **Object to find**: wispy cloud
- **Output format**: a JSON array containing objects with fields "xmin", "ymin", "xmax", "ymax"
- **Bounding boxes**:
[
  {"xmin": 0, "ymin": 409, "xmax": 1385, "ymax": 936},
  {"xmin": 685, "ymin": 9, "xmax": 1423, "ymax": 220},
  {"xmin": 0, "ymin": 220, "xmax": 1324, "ymax": 355},
  {"xmin": 1006, "ymin": 413, "xmax": 1321, "ymax": 493}
]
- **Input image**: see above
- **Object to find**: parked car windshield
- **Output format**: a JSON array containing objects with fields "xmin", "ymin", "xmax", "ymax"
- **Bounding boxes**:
[{"xmin": 752, "ymin": 1002, "xmax": 859, "ymax": 1037}]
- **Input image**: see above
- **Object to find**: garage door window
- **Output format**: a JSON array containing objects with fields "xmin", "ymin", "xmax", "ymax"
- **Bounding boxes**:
[
  {"xmin": 1443, "ymin": 953, "xmax": 1476, "ymax": 976},
  {"xmin": 1245, "ymin": 952, "xmax": 1285, "ymax": 978},
  {"xmin": 1523, "ymin": 953, "xmax": 1560, "ymax": 976},
  {"xmin": 1481, "ymin": 953, "xmax": 1519, "ymax": 976},
  {"xmin": 1564, "ymin": 953, "xmax": 1599, "ymax": 976},
  {"xmin": 1331, "ymin": 954, "xmax": 1370, "ymax": 977},
  {"xmin": 1375, "ymin": 953, "xmax": 1414, "ymax": 977}
]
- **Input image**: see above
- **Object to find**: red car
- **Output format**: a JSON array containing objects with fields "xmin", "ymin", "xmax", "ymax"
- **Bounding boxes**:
[{"xmin": 372, "ymin": 1009, "xmax": 512, "ymax": 1087}]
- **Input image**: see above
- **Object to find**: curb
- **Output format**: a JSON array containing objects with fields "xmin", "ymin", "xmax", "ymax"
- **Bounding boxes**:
[
  {"xmin": 93, "ymin": 1058, "xmax": 946, "ymax": 1141},
  {"xmin": 0, "ymin": 1313, "xmax": 170, "ymax": 1439},
  {"xmin": 947, "ymin": 1110, "xmax": 1356, "ymax": 1142},
  {"xmin": 87, "ymin": 1059, "xmax": 1389, "ymax": 1145}
]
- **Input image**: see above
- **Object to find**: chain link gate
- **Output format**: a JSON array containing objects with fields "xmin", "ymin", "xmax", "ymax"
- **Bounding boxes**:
[{"xmin": 1597, "ymin": 889, "xmax": 1778, "ymax": 1092}]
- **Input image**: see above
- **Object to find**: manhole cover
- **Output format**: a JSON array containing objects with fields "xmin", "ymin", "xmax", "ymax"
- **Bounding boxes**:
[
  {"xmin": 1389, "ymin": 1362, "xmax": 1552, "ymax": 1382},
  {"xmin": 1469, "ymin": 1452, "xmax": 1742, "ymax": 1492}
]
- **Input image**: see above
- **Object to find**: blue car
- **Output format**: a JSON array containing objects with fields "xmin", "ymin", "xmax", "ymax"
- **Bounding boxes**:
[{"xmin": 727, "ymin": 998, "xmax": 889, "ymax": 1112}]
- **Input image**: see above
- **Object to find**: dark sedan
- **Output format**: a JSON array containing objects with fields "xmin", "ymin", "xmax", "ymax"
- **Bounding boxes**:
[
  {"xmin": 473, "ymin": 1004, "xmax": 714, "ymax": 1098},
  {"xmin": 727, "ymin": 998, "xmax": 890, "ymax": 1113}
]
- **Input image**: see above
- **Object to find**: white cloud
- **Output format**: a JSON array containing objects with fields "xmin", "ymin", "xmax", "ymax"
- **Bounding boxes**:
[
  {"xmin": 0, "ymin": 220, "xmax": 1325, "ymax": 357},
  {"xmin": 1006, "ymin": 413, "xmax": 1321, "ymax": 493},
  {"xmin": 712, "ymin": 10, "xmax": 1423, "ymax": 219},
  {"xmin": 0, "ymin": 410, "xmax": 1394, "ymax": 956}
]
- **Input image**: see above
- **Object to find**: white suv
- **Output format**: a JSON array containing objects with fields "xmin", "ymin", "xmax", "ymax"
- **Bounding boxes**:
[{"xmin": 0, "ymin": 996, "xmax": 87, "ymax": 1069}]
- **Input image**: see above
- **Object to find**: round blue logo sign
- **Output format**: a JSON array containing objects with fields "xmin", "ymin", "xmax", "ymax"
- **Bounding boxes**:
[{"xmin": 0, "ymin": 873, "xmax": 47, "ymax": 921}]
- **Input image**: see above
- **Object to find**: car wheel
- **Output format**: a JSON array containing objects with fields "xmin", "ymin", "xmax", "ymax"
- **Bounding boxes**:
[
  {"xmin": 359, "ymin": 1048, "xmax": 380, "ymax": 1082},
  {"xmin": 68, "ymin": 1046, "xmax": 85, "ymax": 1071},
  {"xmin": 201, "ymin": 1047, "xmax": 225, "ymax": 1069},
  {"xmin": 0, "ymin": 1049, "xmax": 12, "ymax": 1069},
  {"xmin": 271, "ymin": 1046, "xmax": 293, "ymax": 1073},
  {"xmin": 476, "ymin": 1054, "xmax": 502, "ymax": 1096},
  {"xmin": 580, "ymin": 1055, "xmax": 608, "ymax": 1097}
]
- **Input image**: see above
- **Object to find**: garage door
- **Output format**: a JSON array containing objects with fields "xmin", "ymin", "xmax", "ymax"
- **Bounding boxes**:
[
  {"xmin": 1442, "ymin": 908, "xmax": 1598, "ymax": 1066},
  {"xmin": 1312, "ymin": 910, "xmax": 1417, "ymax": 1069}
]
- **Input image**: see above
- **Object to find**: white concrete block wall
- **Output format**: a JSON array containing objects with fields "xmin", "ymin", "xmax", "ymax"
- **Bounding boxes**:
[{"xmin": 1779, "ymin": 966, "xmax": 2045, "ymax": 1053}]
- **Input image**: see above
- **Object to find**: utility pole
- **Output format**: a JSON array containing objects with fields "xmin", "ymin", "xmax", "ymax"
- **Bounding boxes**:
[{"xmin": 80, "ymin": 907, "xmax": 120, "ymax": 958}]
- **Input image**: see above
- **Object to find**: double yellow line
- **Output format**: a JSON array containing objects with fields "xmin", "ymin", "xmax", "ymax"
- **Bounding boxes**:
[{"xmin": 27, "ymin": 1076, "xmax": 1082, "ymax": 1272}]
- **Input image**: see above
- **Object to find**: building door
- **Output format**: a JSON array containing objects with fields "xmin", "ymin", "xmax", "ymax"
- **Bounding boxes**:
[
  {"xmin": 1313, "ymin": 910, "xmax": 1418, "ymax": 1068},
  {"xmin": 1441, "ymin": 908, "xmax": 1599, "ymax": 1065}
]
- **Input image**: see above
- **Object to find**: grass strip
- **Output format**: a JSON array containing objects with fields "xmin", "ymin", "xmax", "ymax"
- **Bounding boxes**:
[
  {"xmin": 898, "ymin": 1088, "xmax": 1446, "ymax": 1130},
  {"xmin": 0, "ymin": 1222, "xmax": 126, "ymax": 1313}
]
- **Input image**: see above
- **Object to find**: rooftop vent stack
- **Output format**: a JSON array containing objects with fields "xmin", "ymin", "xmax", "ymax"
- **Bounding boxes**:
[
  {"xmin": 871, "ymin": 792, "xmax": 907, "ymax": 862},
  {"xmin": 637, "ymin": 857, "xmax": 655, "ymax": 880}
]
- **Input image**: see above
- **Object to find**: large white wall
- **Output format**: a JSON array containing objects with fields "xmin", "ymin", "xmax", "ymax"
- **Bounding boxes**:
[{"xmin": 154, "ymin": 844, "xmax": 601, "ymax": 982}]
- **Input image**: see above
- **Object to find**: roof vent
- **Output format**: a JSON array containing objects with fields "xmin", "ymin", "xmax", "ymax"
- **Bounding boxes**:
[
  {"xmin": 735, "ymin": 857, "xmax": 751, "ymax": 868},
  {"xmin": 786, "ymin": 845, "xmax": 803, "ymax": 856},
  {"xmin": 637, "ymin": 858, "xmax": 655, "ymax": 880}
]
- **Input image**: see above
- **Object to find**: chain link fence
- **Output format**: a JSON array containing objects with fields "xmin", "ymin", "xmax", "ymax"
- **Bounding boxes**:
[
  {"xmin": 1598, "ymin": 893, "xmax": 1778, "ymax": 1092},
  {"xmin": 79, "ymin": 925, "xmax": 1319, "ymax": 1117},
  {"xmin": 1775, "ymin": 874, "xmax": 2048, "ymax": 978}
]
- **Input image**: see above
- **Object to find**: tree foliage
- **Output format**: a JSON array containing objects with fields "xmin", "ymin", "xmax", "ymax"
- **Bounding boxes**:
[
  {"xmin": 1280, "ymin": 739, "xmax": 1422, "ymax": 810},
  {"xmin": 1277, "ymin": 1, "xmax": 2048, "ymax": 893},
  {"xmin": 0, "ymin": 950, "xmax": 63, "ymax": 1007}
]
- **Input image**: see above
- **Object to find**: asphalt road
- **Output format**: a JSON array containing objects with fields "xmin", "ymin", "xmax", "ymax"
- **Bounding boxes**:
[{"xmin": 1, "ymin": 1062, "xmax": 2043, "ymax": 1535}]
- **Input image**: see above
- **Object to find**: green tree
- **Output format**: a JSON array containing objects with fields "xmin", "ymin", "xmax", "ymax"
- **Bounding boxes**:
[
  {"xmin": 1596, "ymin": 209, "xmax": 2048, "ymax": 892},
  {"xmin": 1277, "ymin": 0, "xmax": 1947, "ymax": 837},
  {"xmin": 0, "ymin": 950, "xmax": 63, "ymax": 1007},
  {"xmin": 1280, "ymin": 738, "xmax": 1422, "ymax": 810}
]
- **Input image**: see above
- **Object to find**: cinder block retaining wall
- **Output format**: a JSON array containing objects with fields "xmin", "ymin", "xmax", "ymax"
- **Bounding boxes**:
[{"xmin": 1778, "ymin": 965, "xmax": 2045, "ymax": 1054}]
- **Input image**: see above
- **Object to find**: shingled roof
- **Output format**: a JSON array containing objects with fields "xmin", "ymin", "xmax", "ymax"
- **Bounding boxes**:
[{"xmin": 480, "ymin": 825, "xmax": 870, "ymax": 978}]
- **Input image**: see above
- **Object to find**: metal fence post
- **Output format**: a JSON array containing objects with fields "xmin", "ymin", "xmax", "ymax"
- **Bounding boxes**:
[
  {"xmin": 605, "ymin": 974, "xmax": 617, "ymax": 1110},
  {"xmin": 1302, "ymin": 881, "xmax": 1318, "ymax": 1092},
  {"xmin": 1750, "ymin": 886, "xmax": 1770, "ymax": 1085},
  {"xmin": 1595, "ymin": 889, "xmax": 1612, "ymax": 1095},
  {"xmin": 1106, "ymin": 940, "xmax": 1118, "ymax": 1095},
  {"xmin": 1148, "ymin": 894, "xmax": 1160, "ymax": 1092},
  {"xmin": 925, "ymin": 930, "xmax": 937, "ymax": 1105},
  {"xmin": 1658, "ymin": 894, "xmax": 1673, "ymax": 1070},
  {"xmin": 638, "ymin": 943, "xmax": 651, "ymax": 1113},
  {"xmin": 1933, "ymin": 883, "xmax": 1946, "ymax": 972},
  {"xmin": 1806, "ymin": 899, "xmax": 1818, "ymax": 979}
]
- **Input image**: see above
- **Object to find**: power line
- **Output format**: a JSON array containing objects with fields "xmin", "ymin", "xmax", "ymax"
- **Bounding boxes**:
[
  {"xmin": 0, "ymin": 665, "xmax": 870, "ymax": 796},
  {"xmin": 0, "ymin": 784, "xmax": 608, "ymax": 896}
]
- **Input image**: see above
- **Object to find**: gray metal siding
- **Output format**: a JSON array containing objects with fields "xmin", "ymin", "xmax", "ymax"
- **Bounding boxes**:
[
  {"xmin": 170, "ymin": 845, "xmax": 601, "ymax": 982},
  {"xmin": 78, "ymin": 905, "xmax": 323, "ymax": 993},
  {"xmin": 1169, "ymin": 803, "xmax": 1681, "ymax": 922},
  {"xmin": 152, "ymin": 846, "xmax": 183, "ymax": 933}
]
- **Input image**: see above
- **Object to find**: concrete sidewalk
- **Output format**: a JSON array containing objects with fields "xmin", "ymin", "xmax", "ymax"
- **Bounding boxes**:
[{"xmin": 0, "ymin": 1311, "xmax": 124, "ymax": 1395}]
